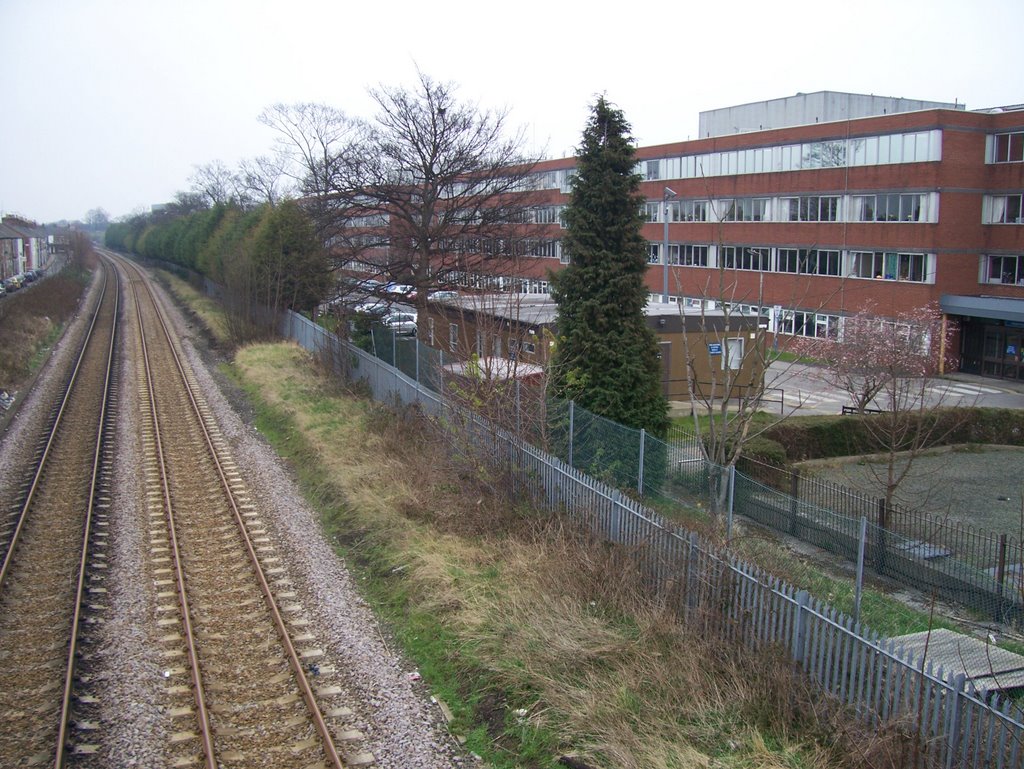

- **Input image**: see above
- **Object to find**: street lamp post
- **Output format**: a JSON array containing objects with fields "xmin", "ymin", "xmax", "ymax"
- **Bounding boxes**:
[{"xmin": 662, "ymin": 186, "xmax": 677, "ymax": 304}]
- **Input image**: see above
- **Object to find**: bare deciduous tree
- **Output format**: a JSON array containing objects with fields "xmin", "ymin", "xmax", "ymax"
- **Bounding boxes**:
[
  {"xmin": 189, "ymin": 160, "xmax": 243, "ymax": 208},
  {"xmin": 326, "ymin": 71, "xmax": 543, "ymax": 314},
  {"xmin": 258, "ymin": 102, "xmax": 356, "ymax": 237},
  {"xmin": 237, "ymin": 153, "xmax": 290, "ymax": 207}
]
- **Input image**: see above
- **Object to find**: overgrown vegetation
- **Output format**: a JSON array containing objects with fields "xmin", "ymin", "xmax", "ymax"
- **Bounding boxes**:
[
  {"xmin": 227, "ymin": 340, "xmax": 927, "ymax": 768},
  {"xmin": 0, "ymin": 242, "xmax": 93, "ymax": 394}
]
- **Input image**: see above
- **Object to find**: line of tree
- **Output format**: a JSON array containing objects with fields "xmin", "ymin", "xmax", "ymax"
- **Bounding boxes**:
[{"xmin": 106, "ymin": 200, "xmax": 329, "ymax": 339}]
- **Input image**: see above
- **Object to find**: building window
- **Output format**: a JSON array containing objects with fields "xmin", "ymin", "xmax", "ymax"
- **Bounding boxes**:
[
  {"xmin": 851, "ymin": 251, "xmax": 886, "ymax": 279},
  {"xmin": 984, "ymin": 194, "xmax": 1024, "ymax": 224},
  {"xmin": 990, "ymin": 132, "xmax": 1024, "ymax": 163},
  {"xmin": 776, "ymin": 249, "xmax": 841, "ymax": 276},
  {"xmin": 853, "ymin": 193, "xmax": 924, "ymax": 222},
  {"xmin": 778, "ymin": 310, "xmax": 840, "ymax": 339},
  {"xmin": 669, "ymin": 199, "xmax": 708, "ymax": 222},
  {"xmin": 850, "ymin": 251, "xmax": 929, "ymax": 282},
  {"xmin": 532, "ymin": 206, "xmax": 562, "ymax": 224},
  {"xmin": 674, "ymin": 244, "xmax": 708, "ymax": 266},
  {"xmin": 722, "ymin": 197, "xmax": 769, "ymax": 222},
  {"xmin": 985, "ymin": 255, "xmax": 1024, "ymax": 285},
  {"xmin": 643, "ymin": 202, "xmax": 662, "ymax": 222},
  {"xmin": 723, "ymin": 246, "xmax": 770, "ymax": 271},
  {"xmin": 525, "ymin": 239, "xmax": 561, "ymax": 259},
  {"xmin": 633, "ymin": 130, "xmax": 941, "ymax": 183},
  {"xmin": 449, "ymin": 323, "xmax": 459, "ymax": 352},
  {"xmin": 780, "ymin": 195, "xmax": 839, "ymax": 222}
]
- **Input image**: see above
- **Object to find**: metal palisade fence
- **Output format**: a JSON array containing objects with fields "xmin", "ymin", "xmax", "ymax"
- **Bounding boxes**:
[
  {"xmin": 280, "ymin": 310, "xmax": 1024, "ymax": 769},
  {"xmin": 739, "ymin": 456, "xmax": 1024, "ymax": 625}
]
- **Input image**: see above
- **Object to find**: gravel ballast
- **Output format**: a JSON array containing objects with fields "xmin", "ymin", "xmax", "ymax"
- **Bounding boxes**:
[{"xmin": 1, "ymin": 265, "xmax": 465, "ymax": 768}]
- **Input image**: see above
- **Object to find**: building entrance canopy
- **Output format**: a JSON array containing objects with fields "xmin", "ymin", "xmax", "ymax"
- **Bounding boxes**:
[{"xmin": 941, "ymin": 295, "xmax": 1024, "ymax": 324}]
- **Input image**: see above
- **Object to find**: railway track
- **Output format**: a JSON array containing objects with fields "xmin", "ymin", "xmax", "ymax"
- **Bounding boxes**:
[
  {"xmin": 113, "ymin": 254, "xmax": 364, "ymax": 767},
  {"xmin": 0, "ymin": 259, "xmax": 120, "ymax": 766}
]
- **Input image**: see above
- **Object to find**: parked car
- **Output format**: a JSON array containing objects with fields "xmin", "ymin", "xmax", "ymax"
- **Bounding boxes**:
[
  {"xmin": 427, "ymin": 290, "xmax": 460, "ymax": 303},
  {"xmin": 385, "ymin": 283, "xmax": 415, "ymax": 300},
  {"xmin": 3, "ymin": 276, "xmax": 21, "ymax": 291},
  {"xmin": 21, "ymin": 270, "xmax": 37, "ymax": 283},
  {"xmin": 0, "ymin": 282, "xmax": 6, "ymax": 297},
  {"xmin": 382, "ymin": 311, "xmax": 417, "ymax": 336},
  {"xmin": 354, "ymin": 299, "xmax": 390, "ymax": 317}
]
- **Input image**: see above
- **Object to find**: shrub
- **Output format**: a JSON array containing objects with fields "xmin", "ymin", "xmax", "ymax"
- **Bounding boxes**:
[{"xmin": 763, "ymin": 408, "xmax": 1024, "ymax": 463}]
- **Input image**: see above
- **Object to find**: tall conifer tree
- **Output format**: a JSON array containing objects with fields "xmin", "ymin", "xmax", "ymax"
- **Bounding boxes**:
[{"xmin": 550, "ymin": 96, "xmax": 669, "ymax": 438}]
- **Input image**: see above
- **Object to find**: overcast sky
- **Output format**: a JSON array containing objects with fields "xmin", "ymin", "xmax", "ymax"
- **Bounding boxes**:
[{"xmin": 3, "ymin": 0, "xmax": 1021, "ymax": 224}]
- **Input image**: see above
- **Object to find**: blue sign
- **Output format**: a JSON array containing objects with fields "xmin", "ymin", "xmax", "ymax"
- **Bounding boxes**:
[{"xmin": 708, "ymin": 342, "xmax": 722, "ymax": 356}]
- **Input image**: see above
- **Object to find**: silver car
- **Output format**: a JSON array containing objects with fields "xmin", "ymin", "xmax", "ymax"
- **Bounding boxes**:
[{"xmin": 382, "ymin": 311, "xmax": 417, "ymax": 336}]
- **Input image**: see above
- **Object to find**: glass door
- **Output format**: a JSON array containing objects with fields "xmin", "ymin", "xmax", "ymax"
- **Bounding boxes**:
[{"xmin": 1006, "ymin": 332, "xmax": 1023, "ymax": 380}]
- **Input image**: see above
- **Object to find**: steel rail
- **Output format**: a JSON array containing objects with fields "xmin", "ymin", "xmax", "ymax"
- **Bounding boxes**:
[
  {"xmin": 55, "ymin": 256, "xmax": 120, "ymax": 768},
  {"xmin": 125, "ymin": 263, "xmax": 219, "ymax": 769},
  {"xmin": 0, "ymin": 262, "xmax": 111, "ymax": 591},
  {"xmin": 116, "ymin": 252, "xmax": 344, "ymax": 769}
]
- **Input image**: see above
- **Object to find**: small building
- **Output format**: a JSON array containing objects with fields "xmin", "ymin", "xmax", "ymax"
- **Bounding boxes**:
[{"xmin": 419, "ymin": 293, "xmax": 766, "ymax": 403}]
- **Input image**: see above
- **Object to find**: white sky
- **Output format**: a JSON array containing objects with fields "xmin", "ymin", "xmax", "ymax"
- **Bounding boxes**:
[{"xmin": 3, "ymin": 0, "xmax": 1021, "ymax": 224}]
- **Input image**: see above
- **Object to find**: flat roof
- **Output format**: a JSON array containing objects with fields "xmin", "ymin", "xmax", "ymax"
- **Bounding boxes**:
[{"xmin": 941, "ymin": 295, "xmax": 1024, "ymax": 324}]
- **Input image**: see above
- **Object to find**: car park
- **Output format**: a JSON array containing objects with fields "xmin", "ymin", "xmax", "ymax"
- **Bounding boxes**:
[{"xmin": 382, "ymin": 311, "xmax": 417, "ymax": 336}]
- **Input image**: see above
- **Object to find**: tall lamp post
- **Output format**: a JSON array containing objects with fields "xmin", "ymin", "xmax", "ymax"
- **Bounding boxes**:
[{"xmin": 662, "ymin": 186, "xmax": 677, "ymax": 304}]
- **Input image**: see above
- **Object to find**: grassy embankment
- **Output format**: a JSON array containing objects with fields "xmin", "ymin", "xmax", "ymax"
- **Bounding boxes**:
[{"xmin": 163, "ymin": 270, "xmax": 927, "ymax": 769}]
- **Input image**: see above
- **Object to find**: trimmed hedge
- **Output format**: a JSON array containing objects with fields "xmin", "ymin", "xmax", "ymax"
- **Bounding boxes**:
[{"xmin": 763, "ymin": 408, "xmax": 1024, "ymax": 462}]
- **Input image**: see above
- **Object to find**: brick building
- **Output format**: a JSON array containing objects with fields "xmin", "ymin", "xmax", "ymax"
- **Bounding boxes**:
[{"xmin": 457, "ymin": 92, "xmax": 1024, "ymax": 382}]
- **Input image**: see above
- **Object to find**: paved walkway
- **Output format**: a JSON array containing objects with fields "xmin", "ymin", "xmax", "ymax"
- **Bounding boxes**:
[{"xmin": 761, "ymin": 361, "xmax": 1024, "ymax": 416}]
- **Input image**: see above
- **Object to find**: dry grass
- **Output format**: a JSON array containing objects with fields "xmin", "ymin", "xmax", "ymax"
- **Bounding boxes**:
[
  {"xmin": 233, "ymin": 341, "xmax": 921, "ymax": 769},
  {"xmin": 157, "ymin": 271, "xmax": 231, "ymax": 345},
  {"xmin": 0, "ymin": 271, "xmax": 89, "ymax": 391}
]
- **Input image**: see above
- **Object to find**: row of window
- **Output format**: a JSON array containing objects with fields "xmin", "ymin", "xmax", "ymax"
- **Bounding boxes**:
[
  {"xmin": 342, "ymin": 213, "xmax": 390, "ymax": 228},
  {"xmin": 645, "ymin": 244, "xmax": 933, "ymax": 282},
  {"xmin": 640, "ymin": 130, "xmax": 942, "ymax": 182},
  {"xmin": 470, "ymin": 128, "xmax": 1015, "ymax": 206},
  {"xmin": 642, "ymin": 193, "xmax": 935, "ymax": 224}
]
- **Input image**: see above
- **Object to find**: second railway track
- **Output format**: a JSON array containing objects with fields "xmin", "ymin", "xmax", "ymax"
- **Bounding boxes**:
[{"xmin": 0, "ymin": 259, "xmax": 119, "ymax": 767}]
